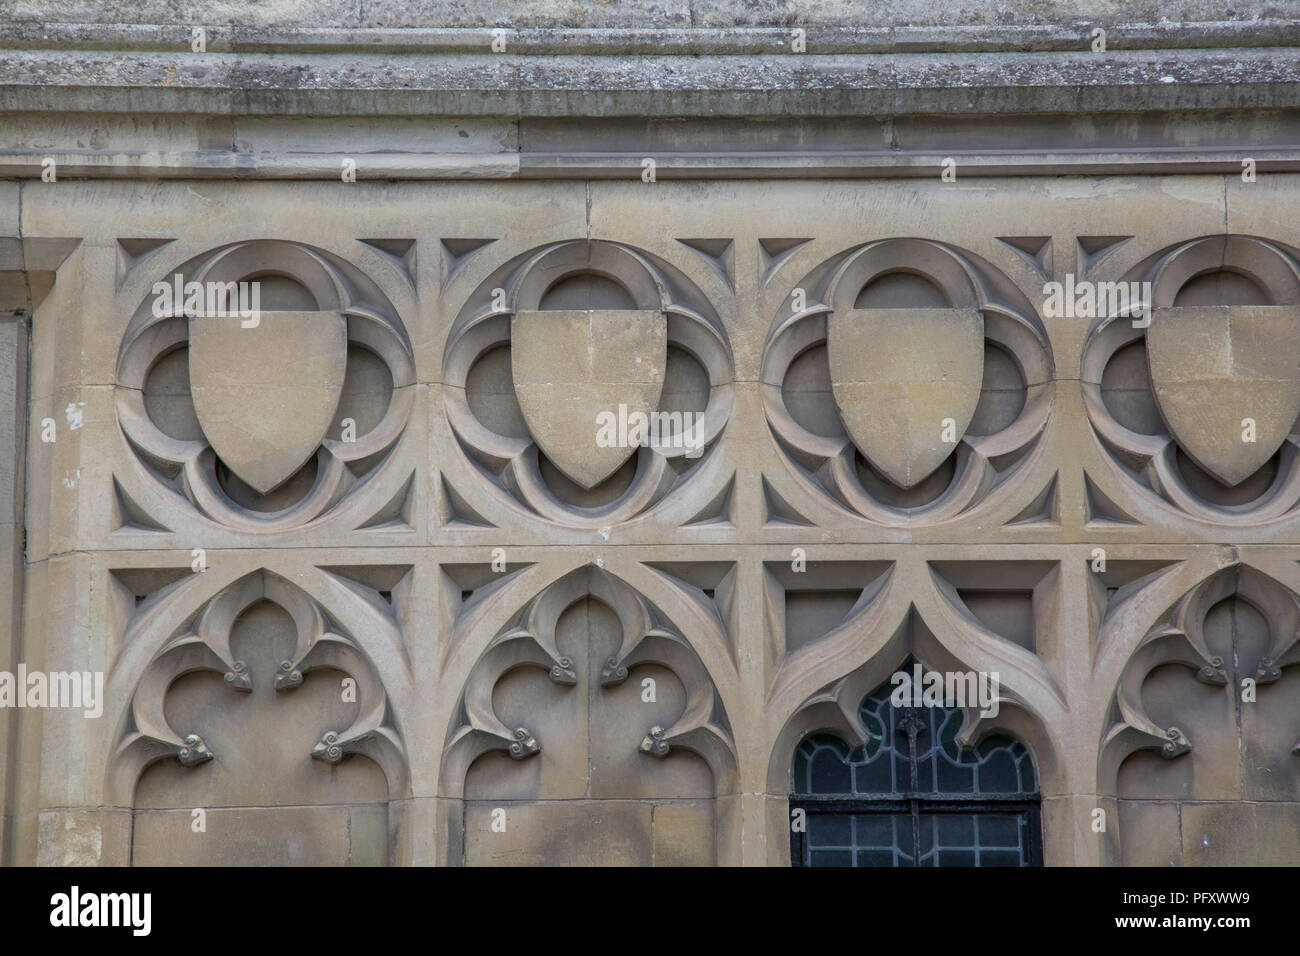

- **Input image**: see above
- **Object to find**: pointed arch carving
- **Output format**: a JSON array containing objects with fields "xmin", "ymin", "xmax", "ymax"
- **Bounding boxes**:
[
  {"xmin": 767, "ymin": 600, "xmax": 1062, "ymax": 799},
  {"xmin": 107, "ymin": 569, "xmax": 410, "ymax": 807},
  {"xmin": 442, "ymin": 564, "xmax": 737, "ymax": 793},
  {"xmin": 1098, "ymin": 562, "xmax": 1300, "ymax": 793}
]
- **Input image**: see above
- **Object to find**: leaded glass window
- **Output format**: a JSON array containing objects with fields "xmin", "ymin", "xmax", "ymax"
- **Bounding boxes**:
[{"xmin": 789, "ymin": 669, "xmax": 1043, "ymax": 866}]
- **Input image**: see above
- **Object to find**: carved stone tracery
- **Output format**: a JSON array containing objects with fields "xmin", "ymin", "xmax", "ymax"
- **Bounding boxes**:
[
  {"xmin": 762, "ymin": 238, "xmax": 1054, "ymax": 525},
  {"xmin": 1100, "ymin": 564, "xmax": 1300, "ymax": 788},
  {"xmin": 443, "ymin": 239, "xmax": 734, "ymax": 527},
  {"xmin": 1082, "ymin": 234, "xmax": 1300, "ymax": 523},
  {"xmin": 108, "ymin": 570, "xmax": 409, "ymax": 806},
  {"xmin": 114, "ymin": 239, "xmax": 415, "ymax": 532},
  {"xmin": 443, "ymin": 565, "xmax": 736, "ymax": 784}
]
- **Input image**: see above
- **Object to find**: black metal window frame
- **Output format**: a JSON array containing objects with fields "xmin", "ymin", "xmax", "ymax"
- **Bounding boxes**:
[
  {"xmin": 789, "ymin": 675, "xmax": 1046, "ymax": 867},
  {"xmin": 788, "ymin": 794, "xmax": 1044, "ymax": 867}
]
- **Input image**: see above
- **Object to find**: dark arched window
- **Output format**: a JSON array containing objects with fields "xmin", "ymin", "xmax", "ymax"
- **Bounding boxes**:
[{"xmin": 790, "ymin": 670, "xmax": 1042, "ymax": 866}]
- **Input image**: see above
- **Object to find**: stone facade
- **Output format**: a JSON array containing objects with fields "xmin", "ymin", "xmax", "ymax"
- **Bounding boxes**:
[{"xmin": 1, "ymin": 1, "xmax": 1298, "ymax": 866}]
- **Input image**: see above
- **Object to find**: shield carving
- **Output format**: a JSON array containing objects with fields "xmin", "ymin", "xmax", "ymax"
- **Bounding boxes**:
[
  {"xmin": 828, "ymin": 307, "xmax": 985, "ymax": 488},
  {"xmin": 511, "ymin": 309, "xmax": 666, "ymax": 490},
  {"xmin": 1147, "ymin": 305, "xmax": 1300, "ymax": 487},
  {"xmin": 189, "ymin": 310, "xmax": 348, "ymax": 494}
]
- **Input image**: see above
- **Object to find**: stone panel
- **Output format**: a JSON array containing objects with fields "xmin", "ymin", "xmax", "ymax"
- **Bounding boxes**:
[{"xmin": 3, "ymin": 5, "xmax": 1300, "ymax": 871}]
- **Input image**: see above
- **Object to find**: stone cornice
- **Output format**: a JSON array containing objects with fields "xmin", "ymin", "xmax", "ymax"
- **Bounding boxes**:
[
  {"xmin": 3, "ymin": 107, "xmax": 1300, "ymax": 181},
  {"xmin": 2, "ymin": 21, "xmax": 1300, "ymax": 54},
  {"xmin": 1, "ymin": 47, "xmax": 1299, "ymax": 118},
  {"xmin": 2, "ymin": 10, "xmax": 1298, "ymax": 179}
]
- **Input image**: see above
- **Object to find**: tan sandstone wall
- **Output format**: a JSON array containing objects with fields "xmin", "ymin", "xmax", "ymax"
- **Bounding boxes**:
[{"xmin": 1, "ymin": 1, "xmax": 1298, "ymax": 867}]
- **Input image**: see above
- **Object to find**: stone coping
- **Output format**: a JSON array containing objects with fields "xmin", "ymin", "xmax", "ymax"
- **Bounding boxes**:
[
  {"xmin": 2, "ymin": 21, "xmax": 1300, "ymax": 53},
  {"xmin": 0, "ymin": 0, "xmax": 1293, "ymax": 32},
  {"xmin": 0, "ymin": 47, "xmax": 1299, "ymax": 120}
]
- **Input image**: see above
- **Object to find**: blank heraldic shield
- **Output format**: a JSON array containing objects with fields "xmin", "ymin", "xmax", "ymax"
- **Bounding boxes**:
[
  {"xmin": 185, "ymin": 244, "xmax": 349, "ymax": 495},
  {"xmin": 508, "ymin": 243, "xmax": 671, "ymax": 490},
  {"xmin": 1143, "ymin": 237, "xmax": 1300, "ymax": 488},
  {"xmin": 826, "ymin": 240, "xmax": 987, "ymax": 489}
]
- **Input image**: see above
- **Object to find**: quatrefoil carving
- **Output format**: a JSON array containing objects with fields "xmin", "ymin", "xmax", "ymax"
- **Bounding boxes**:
[
  {"xmin": 115, "ymin": 239, "xmax": 415, "ymax": 532},
  {"xmin": 762, "ymin": 238, "xmax": 1053, "ymax": 525},
  {"xmin": 442, "ymin": 239, "xmax": 734, "ymax": 528},
  {"xmin": 1082, "ymin": 234, "xmax": 1300, "ymax": 523}
]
